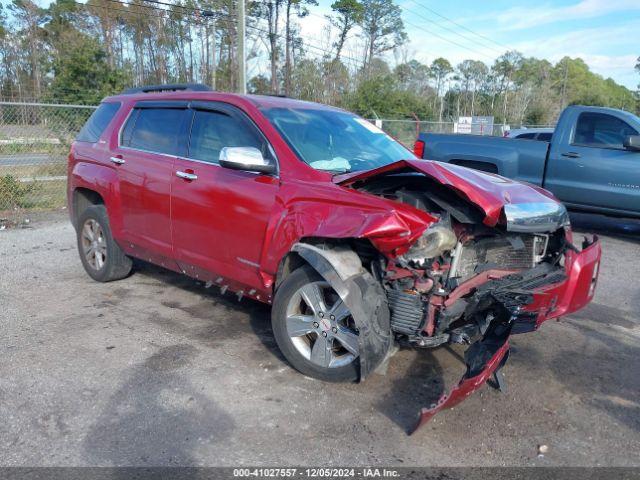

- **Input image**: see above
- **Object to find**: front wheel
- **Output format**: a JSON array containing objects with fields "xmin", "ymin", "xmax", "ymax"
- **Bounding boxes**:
[
  {"xmin": 272, "ymin": 266, "xmax": 360, "ymax": 382},
  {"xmin": 76, "ymin": 205, "xmax": 132, "ymax": 282}
]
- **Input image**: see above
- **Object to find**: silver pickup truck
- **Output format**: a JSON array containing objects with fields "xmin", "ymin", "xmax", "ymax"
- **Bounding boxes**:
[{"xmin": 414, "ymin": 105, "xmax": 640, "ymax": 218}]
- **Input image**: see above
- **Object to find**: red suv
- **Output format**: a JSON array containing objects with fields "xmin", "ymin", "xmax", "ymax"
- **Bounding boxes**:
[{"xmin": 68, "ymin": 84, "xmax": 601, "ymax": 431}]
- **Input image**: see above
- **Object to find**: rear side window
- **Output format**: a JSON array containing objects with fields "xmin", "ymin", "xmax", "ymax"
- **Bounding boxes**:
[
  {"xmin": 537, "ymin": 132, "xmax": 553, "ymax": 142},
  {"xmin": 573, "ymin": 112, "xmax": 638, "ymax": 149},
  {"xmin": 122, "ymin": 107, "xmax": 187, "ymax": 155},
  {"xmin": 76, "ymin": 102, "xmax": 120, "ymax": 143},
  {"xmin": 515, "ymin": 133, "xmax": 536, "ymax": 140},
  {"xmin": 188, "ymin": 109, "xmax": 267, "ymax": 164}
]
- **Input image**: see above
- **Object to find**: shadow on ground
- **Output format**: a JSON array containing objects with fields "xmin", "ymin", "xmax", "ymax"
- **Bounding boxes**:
[
  {"xmin": 552, "ymin": 314, "xmax": 640, "ymax": 433},
  {"xmin": 96, "ymin": 260, "xmax": 451, "ymax": 438},
  {"xmin": 82, "ymin": 343, "xmax": 235, "ymax": 466},
  {"xmin": 375, "ymin": 349, "xmax": 447, "ymax": 434}
]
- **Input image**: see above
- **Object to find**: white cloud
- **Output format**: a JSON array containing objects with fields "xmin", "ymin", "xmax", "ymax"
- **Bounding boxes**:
[{"xmin": 483, "ymin": 0, "xmax": 640, "ymax": 31}]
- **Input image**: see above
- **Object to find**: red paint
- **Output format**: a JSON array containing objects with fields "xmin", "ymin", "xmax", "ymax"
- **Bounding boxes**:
[
  {"xmin": 68, "ymin": 90, "xmax": 600, "ymax": 309},
  {"xmin": 523, "ymin": 237, "xmax": 601, "ymax": 324},
  {"xmin": 68, "ymin": 91, "xmax": 602, "ymax": 427},
  {"xmin": 410, "ymin": 341, "xmax": 510, "ymax": 434},
  {"xmin": 334, "ymin": 159, "xmax": 559, "ymax": 227},
  {"xmin": 68, "ymin": 92, "xmax": 439, "ymax": 300}
]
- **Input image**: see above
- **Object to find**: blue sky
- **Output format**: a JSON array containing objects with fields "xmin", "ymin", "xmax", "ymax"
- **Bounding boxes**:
[{"xmin": 302, "ymin": 0, "xmax": 640, "ymax": 89}]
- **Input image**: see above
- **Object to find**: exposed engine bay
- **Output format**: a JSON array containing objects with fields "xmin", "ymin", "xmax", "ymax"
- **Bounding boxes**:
[
  {"xmin": 355, "ymin": 173, "xmax": 572, "ymax": 349},
  {"xmin": 323, "ymin": 161, "xmax": 600, "ymax": 432}
]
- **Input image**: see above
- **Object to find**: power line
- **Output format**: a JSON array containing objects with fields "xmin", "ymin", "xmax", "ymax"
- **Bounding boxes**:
[
  {"xmin": 405, "ymin": 2, "xmax": 511, "ymax": 52},
  {"xmin": 300, "ymin": 0, "xmax": 498, "ymax": 63},
  {"xmin": 397, "ymin": 13, "xmax": 496, "ymax": 61},
  {"xmin": 100, "ymin": 0, "xmax": 367, "ymax": 67},
  {"xmin": 401, "ymin": 0, "xmax": 505, "ymax": 56}
]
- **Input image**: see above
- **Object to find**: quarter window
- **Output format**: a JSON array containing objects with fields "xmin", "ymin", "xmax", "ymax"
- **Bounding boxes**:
[
  {"xmin": 573, "ymin": 112, "xmax": 638, "ymax": 149},
  {"xmin": 537, "ymin": 132, "xmax": 553, "ymax": 142},
  {"xmin": 76, "ymin": 102, "xmax": 120, "ymax": 143},
  {"xmin": 515, "ymin": 133, "xmax": 536, "ymax": 140},
  {"xmin": 188, "ymin": 109, "xmax": 266, "ymax": 164},
  {"xmin": 122, "ymin": 107, "xmax": 187, "ymax": 155}
]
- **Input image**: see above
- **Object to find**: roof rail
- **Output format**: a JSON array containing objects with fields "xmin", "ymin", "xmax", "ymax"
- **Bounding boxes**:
[{"xmin": 122, "ymin": 83, "xmax": 213, "ymax": 94}]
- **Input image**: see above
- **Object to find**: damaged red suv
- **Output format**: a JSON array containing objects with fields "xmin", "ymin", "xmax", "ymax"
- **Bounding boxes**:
[{"xmin": 68, "ymin": 84, "xmax": 601, "ymax": 432}]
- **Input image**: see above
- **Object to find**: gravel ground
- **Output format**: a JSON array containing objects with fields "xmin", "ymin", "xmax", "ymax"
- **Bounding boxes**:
[{"xmin": 0, "ymin": 211, "xmax": 639, "ymax": 467}]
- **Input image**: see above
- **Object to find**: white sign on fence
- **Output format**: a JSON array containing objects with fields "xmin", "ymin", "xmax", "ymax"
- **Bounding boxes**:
[{"xmin": 454, "ymin": 116, "xmax": 473, "ymax": 134}]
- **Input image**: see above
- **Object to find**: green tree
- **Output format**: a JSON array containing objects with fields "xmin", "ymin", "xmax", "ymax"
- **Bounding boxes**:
[
  {"xmin": 284, "ymin": 0, "xmax": 318, "ymax": 96},
  {"xmin": 44, "ymin": 0, "xmax": 126, "ymax": 104},
  {"xmin": 360, "ymin": 0, "xmax": 406, "ymax": 74},
  {"xmin": 430, "ymin": 57, "xmax": 452, "ymax": 121},
  {"xmin": 328, "ymin": 0, "xmax": 364, "ymax": 63},
  {"xmin": 394, "ymin": 59, "xmax": 431, "ymax": 94}
]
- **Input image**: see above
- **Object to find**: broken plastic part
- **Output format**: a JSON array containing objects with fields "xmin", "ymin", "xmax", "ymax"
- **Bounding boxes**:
[
  {"xmin": 409, "ymin": 325, "xmax": 511, "ymax": 435},
  {"xmin": 292, "ymin": 243, "xmax": 392, "ymax": 380}
]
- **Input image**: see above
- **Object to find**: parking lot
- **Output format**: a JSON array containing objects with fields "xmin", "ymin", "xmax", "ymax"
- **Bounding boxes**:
[{"xmin": 1, "ymin": 211, "xmax": 639, "ymax": 466}]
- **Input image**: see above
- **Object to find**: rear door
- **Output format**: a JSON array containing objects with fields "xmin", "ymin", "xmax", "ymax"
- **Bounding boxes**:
[
  {"xmin": 113, "ymin": 101, "xmax": 189, "ymax": 259},
  {"xmin": 171, "ymin": 101, "xmax": 279, "ymax": 290},
  {"xmin": 545, "ymin": 111, "xmax": 640, "ymax": 212}
]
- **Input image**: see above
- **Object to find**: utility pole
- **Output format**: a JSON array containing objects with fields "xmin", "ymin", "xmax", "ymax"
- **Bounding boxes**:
[
  {"xmin": 237, "ymin": 0, "xmax": 247, "ymax": 94},
  {"xmin": 561, "ymin": 59, "xmax": 568, "ymax": 109}
]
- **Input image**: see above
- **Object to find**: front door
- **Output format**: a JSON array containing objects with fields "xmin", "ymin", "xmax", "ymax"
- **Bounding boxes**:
[
  {"xmin": 546, "ymin": 111, "xmax": 640, "ymax": 213},
  {"xmin": 171, "ymin": 102, "xmax": 279, "ymax": 290}
]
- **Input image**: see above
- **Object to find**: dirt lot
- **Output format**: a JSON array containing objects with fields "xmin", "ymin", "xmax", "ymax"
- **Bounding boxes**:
[{"xmin": 1, "ymin": 211, "xmax": 639, "ymax": 467}]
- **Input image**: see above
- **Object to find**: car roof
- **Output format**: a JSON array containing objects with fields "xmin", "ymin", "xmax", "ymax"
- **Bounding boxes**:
[{"xmin": 103, "ymin": 90, "xmax": 343, "ymax": 112}]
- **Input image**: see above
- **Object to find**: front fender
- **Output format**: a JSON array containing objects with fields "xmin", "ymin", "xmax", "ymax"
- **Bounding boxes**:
[{"xmin": 292, "ymin": 243, "xmax": 392, "ymax": 381}]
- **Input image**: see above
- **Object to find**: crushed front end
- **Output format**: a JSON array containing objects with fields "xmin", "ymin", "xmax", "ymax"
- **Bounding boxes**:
[{"xmin": 338, "ymin": 161, "xmax": 602, "ymax": 432}]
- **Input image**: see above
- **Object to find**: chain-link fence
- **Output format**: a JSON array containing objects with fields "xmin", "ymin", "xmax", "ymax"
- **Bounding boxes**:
[
  {"xmin": 0, "ymin": 102, "xmax": 96, "ymax": 225},
  {"xmin": 369, "ymin": 119, "xmax": 515, "ymax": 147},
  {"xmin": 0, "ymin": 101, "xmax": 548, "ymax": 226}
]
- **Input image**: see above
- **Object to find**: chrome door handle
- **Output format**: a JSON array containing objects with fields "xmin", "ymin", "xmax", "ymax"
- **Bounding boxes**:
[
  {"xmin": 110, "ymin": 156, "xmax": 125, "ymax": 164},
  {"xmin": 176, "ymin": 171, "xmax": 198, "ymax": 181}
]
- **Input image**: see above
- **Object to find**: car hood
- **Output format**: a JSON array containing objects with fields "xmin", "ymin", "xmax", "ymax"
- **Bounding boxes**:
[{"xmin": 333, "ymin": 159, "xmax": 568, "ymax": 232}]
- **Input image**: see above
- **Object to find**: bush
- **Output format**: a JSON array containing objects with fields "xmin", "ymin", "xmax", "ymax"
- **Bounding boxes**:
[{"xmin": 0, "ymin": 175, "xmax": 41, "ymax": 210}]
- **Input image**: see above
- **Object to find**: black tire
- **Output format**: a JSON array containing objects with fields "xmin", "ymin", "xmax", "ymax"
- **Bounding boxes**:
[
  {"xmin": 272, "ymin": 265, "xmax": 359, "ymax": 382},
  {"xmin": 76, "ymin": 205, "xmax": 132, "ymax": 282}
]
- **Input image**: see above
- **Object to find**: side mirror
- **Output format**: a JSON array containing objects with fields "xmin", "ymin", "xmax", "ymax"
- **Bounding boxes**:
[
  {"xmin": 623, "ymin": 135, "xmax": 640, "ymax": 152},
  {"xmin": 219, "ymin": 147, "xmax": 276, "ymax": 174}
]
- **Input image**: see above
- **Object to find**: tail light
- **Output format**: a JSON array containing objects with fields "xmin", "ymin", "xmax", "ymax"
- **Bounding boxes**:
[{"xmin": 413, "ymin": 139, "xmax": 425, "ymax": 158}]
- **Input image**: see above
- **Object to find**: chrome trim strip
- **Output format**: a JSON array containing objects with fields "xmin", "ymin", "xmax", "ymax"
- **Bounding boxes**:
[
  {"xmin": 504, "ymin": 202, "xmax": 570, "ymax": 233},
  {"xmin": 237, "ymin": 257, "xmax": 260, "ymax": 268}
]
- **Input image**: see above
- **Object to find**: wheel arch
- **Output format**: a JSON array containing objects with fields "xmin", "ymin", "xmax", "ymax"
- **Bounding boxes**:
[
  {"xmin": 273, "ymin": 237, "xmax": 378, "ymax": 293},
  {"xmin": 277, "ymin": 241, "xmax": 391, "ymax": 381},
  {"xmin": 72, "ymin": 187, "xmax": 105, "ymax": 228}
]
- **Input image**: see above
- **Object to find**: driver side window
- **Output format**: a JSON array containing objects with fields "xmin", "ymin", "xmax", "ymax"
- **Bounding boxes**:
[
  {"xmin": 573, "ymin": 112, "xmax": 638, "ymax": 150},
  {"xmin": 188, "ymin": 109, "xmax": 269, "ymax": 164}
]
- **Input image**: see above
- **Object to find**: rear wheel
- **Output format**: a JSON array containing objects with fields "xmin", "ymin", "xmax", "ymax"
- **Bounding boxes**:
[
  {"xmin": 272, "ymin": 266, "xmax": 360, "ymax": 382},
  {"xmin": 76, "ymin": 205, "xmax": 132, "ymax": 282}
]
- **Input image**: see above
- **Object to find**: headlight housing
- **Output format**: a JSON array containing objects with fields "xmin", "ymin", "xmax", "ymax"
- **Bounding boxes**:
[{"xmin": 403, "ymin": 223, "xmax": 457, "ymax": 265}]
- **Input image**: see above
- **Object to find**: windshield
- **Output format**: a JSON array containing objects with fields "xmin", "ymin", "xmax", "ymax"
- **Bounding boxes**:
[{"xmin": 261, "ymin": 107, "xmax": 415, "ymax": 173}]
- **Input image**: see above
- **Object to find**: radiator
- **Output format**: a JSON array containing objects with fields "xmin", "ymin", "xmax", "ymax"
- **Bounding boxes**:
[{"xmin": 451, "ymin": 235, "xmax": 547, "ymax": 283}]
